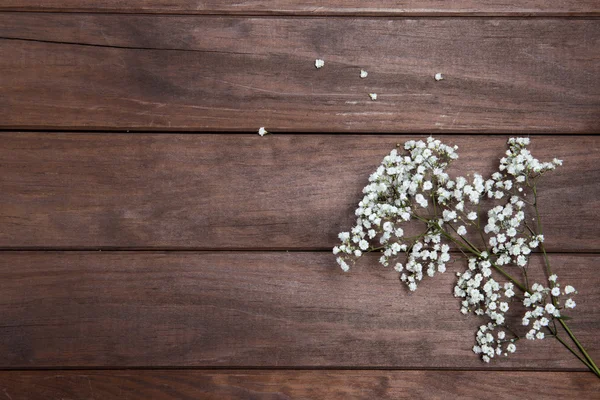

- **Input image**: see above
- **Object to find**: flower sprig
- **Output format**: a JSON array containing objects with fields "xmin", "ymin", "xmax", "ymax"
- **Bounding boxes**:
[{"xmin": 334, "ymin": 137, "xmax": 599, "ymax": 377}]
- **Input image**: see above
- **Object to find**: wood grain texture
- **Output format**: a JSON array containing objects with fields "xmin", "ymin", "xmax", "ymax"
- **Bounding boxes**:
[
  {"xmin": 0, "ymin": 370, "xmax": 597, "ymax": 399},
  {"xmin": 1, "ymin": 1, "xmax": 599, "ymax": 16},
  {"xmin": 1, "ymin": 16, "xmax": 598, "ymax": 132},
  {"xmin": 0, "ymin": 252, "xmax": 597, "ymax": 368},
  {"xmin": 1, "ymin": 134, "xmax": 598, "ymax": 250}
]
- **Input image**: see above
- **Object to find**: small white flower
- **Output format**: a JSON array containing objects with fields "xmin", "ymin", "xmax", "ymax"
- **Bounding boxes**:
[
  {"xmin": 457, "ymin": 226, "xmax": 467, "ymax": 236},
  {"xmin": 548, "ymin": 274, "xmax": 557, "ymax": 282},
  {"xmin": 467, "ymin": 212, "xmax": 477, "ymax": 220},
  {"xmin": 497, "ymin": 331, "xmax": 505, "ymax": 340},
  {"xmin": 315, "ymin": 59, "xmax": 325, "ymax": 69},
  {"xmin": 507, "ymin": 343, "xmax": 516, "ymax": 353},
  {"xmin": 536, "ymin": 332, "xmax": 545, "ymax": 340},
  {"xmin": 369, "ymin": 93, "xmax": 378, "ymax": 101},
  {"xmin": 360, "ymin": 69, "xmax": 368, "ymax": 78},
  {"xmin": 565, "ymin": 298, "xmax": 576, "ymax": 308},
  {"xmin": 545, "ymin": 303, "xmax": 556, "ymax": 314},
  {"xmin": 415, "ymin": 193, "xmax": 428, "ymax": 208},
  {"xmin": 258, "ymin": 127, "xmax": 268, "ymax": 136},
  {"xmin": 338, "ymin": 258, "xmax": 349, "ymax": 272},
  {"xmin": 526, "ymin": 331, "xmax": 535, "ymax": 340},
  {"xmin": 434, "ymin": 72, "xmax": 444, "ymax": 81},
  {"xmin": 551, "ymin": 287, "xmax": 560, "ymax": 296},
  {"xmin": 564, "ymin": 285, "xmax": 576, "ymax": 294},
  {"xmin": 359, "ymin": 240, "xmax": 369, "ymax": 251}
]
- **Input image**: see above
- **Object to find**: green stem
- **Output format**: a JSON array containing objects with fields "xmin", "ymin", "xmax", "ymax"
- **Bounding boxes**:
[
  {"xmin": 554, "ymin": 334, "xmax": 597, "ymax": 376},
  {"xmin": 434, "ymin": 222, "xmax": 528, "ymax": 292},
  {"xmin": 490, "ymin": 263, "xmax": 528, "ymax": 293},
  {"xmin": 558, "ymin": 318, "xmax": 600, "ymax": 377},
  {"xmin": 447, "ymin": 223, "xmax": 481, "ymax": 255},
  {"xmin": 417, "ymin": 197, "xmax": 599, "ymax": 377},
  {"xmin": 532, "ymin": 183, "xmax": 600, "ymax": 378}
]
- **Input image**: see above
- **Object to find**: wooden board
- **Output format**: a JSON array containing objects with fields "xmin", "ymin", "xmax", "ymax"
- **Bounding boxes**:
[
  {"xmin": 0, "ymin": 252, "xmax": 597, "ymax": 368},
  {"xmin": 0, "ymin": 370, "xmax": 597, "ymax": 399},
  {"xmin": 1, "ymin": 134, "xmax": 598, "ymax": 250},
  {"xmin": 1, "ymin": 1, "xmax": 599, "ymax": 16},
  {"xmin": 1, "ymin": 16, "xmax": 598, "ymax": 132}
]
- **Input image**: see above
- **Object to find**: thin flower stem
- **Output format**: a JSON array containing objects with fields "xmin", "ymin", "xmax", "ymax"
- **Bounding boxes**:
[
  {"xmin": 558, "ymin": 318, "xmax": 600, "ymax": 377},
  {"xmin": 417, "ymin": 194, "xmax": 599, "ymax": 377},
  {"xmin": 446, "ymin": 223, "xmax": 481, "ymax": 255},
  {"xmin": 543, "ymin": 324, "xmax": 591, "ymax": 368},
  {"xmin": 503, "ymin": 324, "xmax": 520, "ymax": 339},
  {"xmin": 490, "ymin": 263, "xmax": 528, "ymax": 293},
  {"xmin": 532, "ymin": 183, "xmax": 600, "ymax": 378},
  {"xmin": 532, "ymin": 184, "xmax": 554, "ymax": 281},
  {"xmin": 434, "ymin": 222, "xmax": 528, "ymax": 293},
  {"xmin": 554, "ymin": 333, "xmax": 598, "ymax": 376}
]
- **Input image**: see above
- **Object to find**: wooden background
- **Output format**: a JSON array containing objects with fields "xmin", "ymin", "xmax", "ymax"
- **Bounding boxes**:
[{"xmin": 0, "ymin": 1, "xmax": 599, "ymax": 398}]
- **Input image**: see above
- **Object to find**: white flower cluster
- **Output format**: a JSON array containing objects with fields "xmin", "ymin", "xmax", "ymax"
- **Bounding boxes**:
[
  {"xmin": 455, "ymin": 257, "xmax": 514, "ymax": 324},
  {"xmin": 455, "ymin": 257, "xmax": 518, "ymax": 361},
  {"xmin": 473, "ymin": 323, "xmax": 517, "ymax": 362},
  {"xmin": 499, "ymin": 137, "xmax": 561, "ymax": 177},
  {"xmin": 333, "ymin": 137, "xmax": 458, "ymax": 290},
  {"xmin": 485, "ymin": 201, "xmax": 543, "ymax": 267},
  {"xmin": 521, "ymin": 276, "xmax": 577, "ymax": 341},
  {"xmin": 334, "ymin": 137, "xmax": 578, "ymax": 365}
]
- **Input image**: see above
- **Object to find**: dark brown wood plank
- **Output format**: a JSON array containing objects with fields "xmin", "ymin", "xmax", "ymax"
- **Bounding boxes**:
[
  {"xmin": 0, "ymin": 252, "xmax": 597, "ymax": 368},
  {"xmin": 0, "ymin": 370, "xmax": 597, "ymax": 399},
  {"xmin": 0, "ymin": 1, "xmax": 598, "ymax": 16},
  {"xmin": 1, "ymin": 134, "xmax": 598, "ymax": 251},
  {"xmin": 0, "ymin": 16, "xmax": 598, "ymax": 132}
]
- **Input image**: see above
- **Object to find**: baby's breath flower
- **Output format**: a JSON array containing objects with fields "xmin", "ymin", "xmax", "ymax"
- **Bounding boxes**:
[
  {"xmin": 333, "ymin": 137, "xmax": 588, "ymax": 368},
  {"xmin": 536, "ymin": 331, "xmax": 545, "ymax": 340},
  {"xmin": 258, "ymin": 127, "xmax": 268, "ymax": 136},
  {"xmin": 369, "ymin": 93, "xmax": 378, "ymax": 101},
  {"xmin": 315, "ymin": 59, "xmax": 324, "ymax": 69},
  {"xmin": 360, "ymin": 69, "xmax": 368, "ymax": 78}
]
